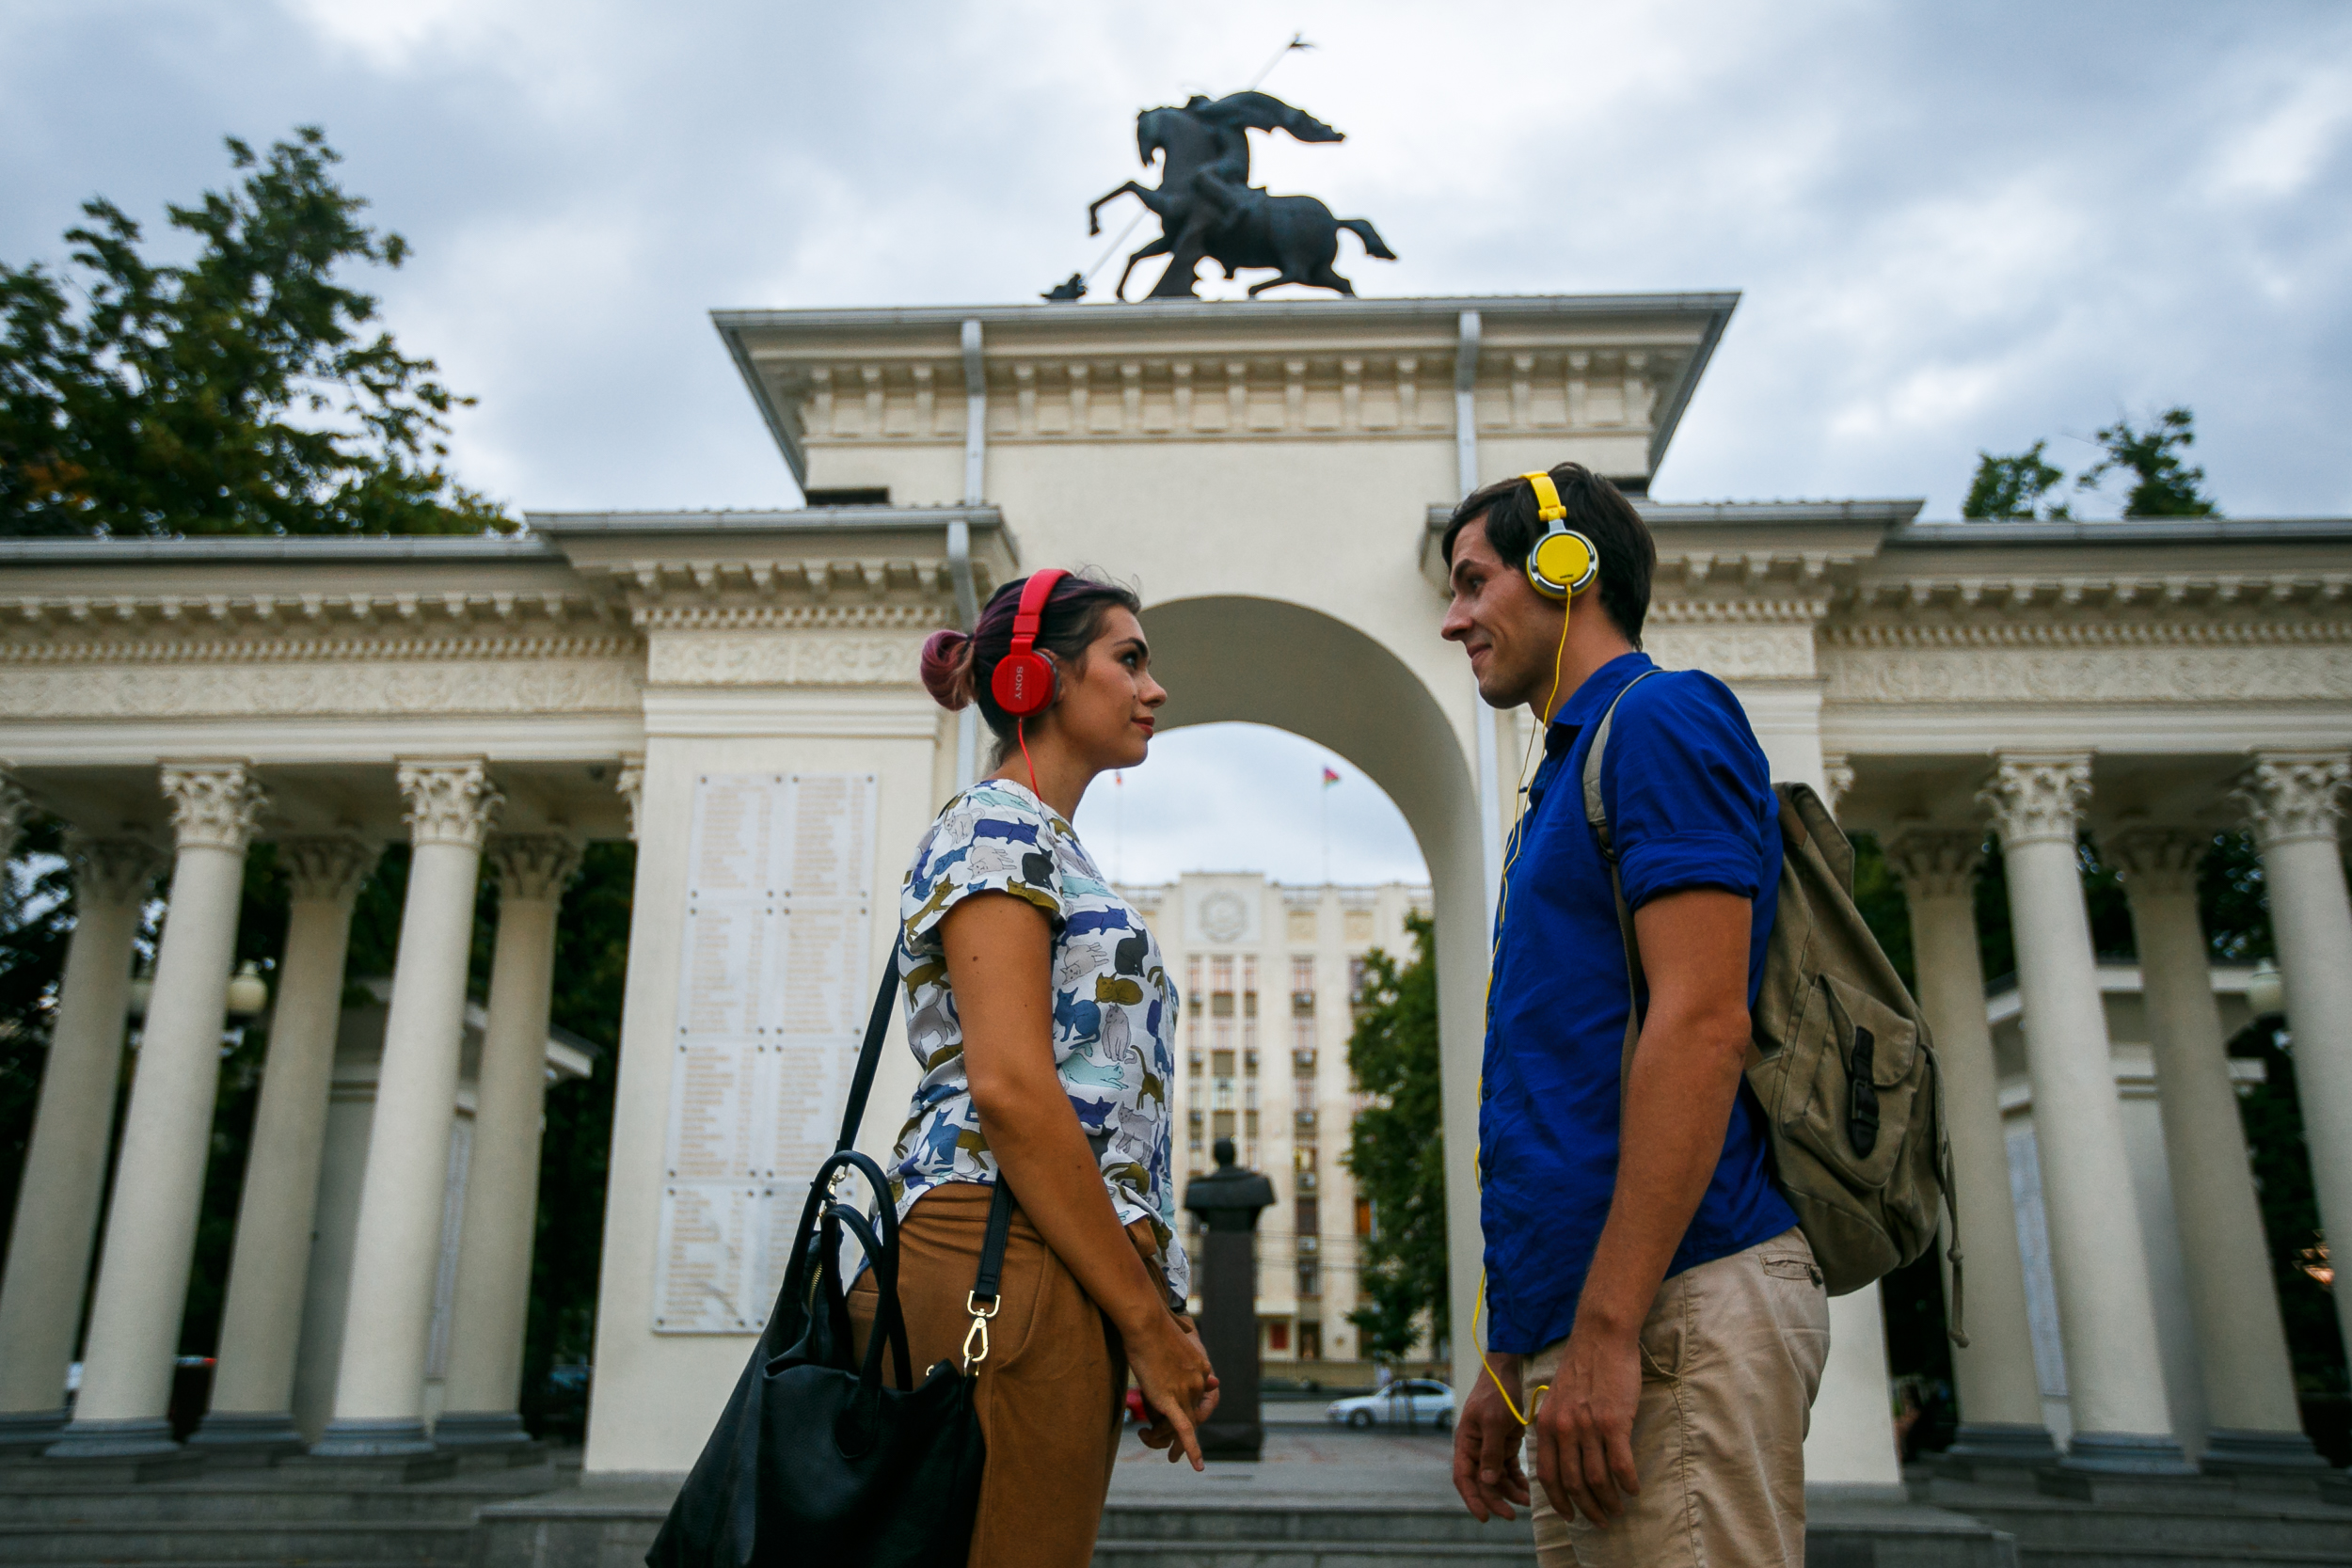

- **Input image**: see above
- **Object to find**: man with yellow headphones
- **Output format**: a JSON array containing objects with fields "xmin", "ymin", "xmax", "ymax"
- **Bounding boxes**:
[{"xmin": 1438, "ymin": 465, "xmax": 1827, "ymax": 1568}]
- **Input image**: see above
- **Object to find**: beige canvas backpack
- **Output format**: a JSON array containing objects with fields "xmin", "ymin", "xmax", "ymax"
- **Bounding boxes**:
[{"xmin": 1581, "ymin": 673, "xmax": 1963, "ymax": 1334}]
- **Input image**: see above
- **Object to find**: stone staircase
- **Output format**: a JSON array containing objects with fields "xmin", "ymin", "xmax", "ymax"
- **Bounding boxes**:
[
  {"xmin": 0, "ymin": 1450, "xmax": 574, "ymax": 1568},
  {"xmin": 1920, "ymin": 1471, "xmax": 2352, "ymax": 1568}
]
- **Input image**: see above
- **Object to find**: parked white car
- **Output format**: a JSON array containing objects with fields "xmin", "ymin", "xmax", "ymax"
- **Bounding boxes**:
[{"xmin": 1325, "ymin": 1379, "xmax": 1456, "ymax": 1432}]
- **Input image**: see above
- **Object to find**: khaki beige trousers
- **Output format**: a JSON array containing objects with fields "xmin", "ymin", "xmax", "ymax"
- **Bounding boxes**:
[
  {"xmin": 1523, "ymin": 1227, "xmax": 1831, "ymax": 1568},
  {"xmin": 847, "ymin": 1184, "xmax": 1148, "ymax": 1568}
]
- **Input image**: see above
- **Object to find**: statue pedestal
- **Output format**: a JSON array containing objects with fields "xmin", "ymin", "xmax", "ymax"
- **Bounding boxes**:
[{"xmin": 1184, "ymin": 1139, "xmax": 1276, "ymax": 1461}]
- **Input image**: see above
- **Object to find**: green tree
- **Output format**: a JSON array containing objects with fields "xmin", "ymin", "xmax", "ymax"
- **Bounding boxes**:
[
  {"xmin": 1, "ymin": 126, "xmax": 505, "ymax": 538},
  {"xmin": 2078, "ymin": 406, "xmax": 2220, "ymax": 518},
  {"xmin": 1343, "ymin": 911, "xmax": 1448, "ymax": 1365},
  {"xmin": 1963, "ymin": 441, "xmax": 2071, "ymax": 520}
]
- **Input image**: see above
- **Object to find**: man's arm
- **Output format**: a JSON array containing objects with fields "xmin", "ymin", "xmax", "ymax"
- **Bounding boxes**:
[{"xmin": 1529, "ymin": 887, "xmax": 1754, "ymax": 1526}]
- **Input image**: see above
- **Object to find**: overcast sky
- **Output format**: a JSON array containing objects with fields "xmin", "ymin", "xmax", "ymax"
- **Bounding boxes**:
[{"xmin": 6, "ymin": 0, "xmax": 2348, "ymax": 884}]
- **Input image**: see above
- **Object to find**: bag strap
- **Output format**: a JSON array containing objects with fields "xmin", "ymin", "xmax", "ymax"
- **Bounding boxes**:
[
  {"xmin": 961, "ymin": 1179, "xmax": 1016, "ymax": 1372},
  {"xmin": 834, "ymin": 963, "xmax": 904, "ymax": 1154},
  {"xmin": 1581, "ymin": 670, "xmax": 1659, "ymax": 1113}
]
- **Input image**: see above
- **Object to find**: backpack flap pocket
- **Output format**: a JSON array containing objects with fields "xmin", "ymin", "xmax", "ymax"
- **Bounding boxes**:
[{"xmin": 1782, "ymin": 974, "xmax": 1917, "ymax": 1192}]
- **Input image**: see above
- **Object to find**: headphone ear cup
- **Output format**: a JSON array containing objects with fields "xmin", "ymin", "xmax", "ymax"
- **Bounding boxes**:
[
  {"xmin": 1527, "ymin": 528, "xmax": 1599, "ymax": 600},
  {"xmin": 991, "ymin": 650, "xmax": 1057, "ymax": 717}
]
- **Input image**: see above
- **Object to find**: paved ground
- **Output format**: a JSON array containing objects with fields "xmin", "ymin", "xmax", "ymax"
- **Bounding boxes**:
[{"xmin": 1111, "ymin": 1419, "xmax": 1462, "ymax": 1502}]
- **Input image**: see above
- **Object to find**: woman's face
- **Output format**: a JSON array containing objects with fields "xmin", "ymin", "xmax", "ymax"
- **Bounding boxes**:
[{"xmin": 1046, "ymin": 607, "xmax": 1165, "ymax": 770}]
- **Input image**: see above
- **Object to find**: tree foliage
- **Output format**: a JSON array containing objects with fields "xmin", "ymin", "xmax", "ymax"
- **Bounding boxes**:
[
  {"xmin": 1963, "ymin": 440, "xmax": 2071, "ymax": 520},
  {"xmin": 2078, "ymin": 406, "xmax": 2220, "ymax": 518},
  {"xmin": 1, "ymin": 126, "xmax": 504, "ymax": 539},
  {"xmin": 1343, "ymin": 911, "xmax": 1448, "ymax": 1364},
  {"xmin": 1962, "ymin": 407, "xmax": 2221, "ymax": 523}
]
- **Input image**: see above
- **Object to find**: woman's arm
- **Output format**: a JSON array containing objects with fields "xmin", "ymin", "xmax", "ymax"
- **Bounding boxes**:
[{"xmin": 940, "ymin": 891, "xmax": 1218, "ymax": 1467}]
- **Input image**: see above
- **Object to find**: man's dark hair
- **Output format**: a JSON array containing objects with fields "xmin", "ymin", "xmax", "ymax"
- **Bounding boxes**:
[{"xmin": 1439, "ymin": 464, "xmax": 1656, "ymax": 646}]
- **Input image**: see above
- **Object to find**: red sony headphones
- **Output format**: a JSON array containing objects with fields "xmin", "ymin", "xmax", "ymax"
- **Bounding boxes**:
[{"xmin": 990, "ymin": 568, "xmax": 1068, "ymax": 718}]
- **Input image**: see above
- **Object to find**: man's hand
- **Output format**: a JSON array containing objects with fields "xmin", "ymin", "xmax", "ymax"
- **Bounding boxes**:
[
  {"xmin": 1530, "ymin": 1321, "xmax": 1642, "ymax": 1526},
  {"xmin": 1453, "ymin": 1354, "xmax": 1534, "ymax": 1522}
]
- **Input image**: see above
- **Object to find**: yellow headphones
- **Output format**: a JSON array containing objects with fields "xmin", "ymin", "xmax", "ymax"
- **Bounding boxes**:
[{"xmin": 1520, "ymin": 470, "xmax": 1599, "ymax": 601}]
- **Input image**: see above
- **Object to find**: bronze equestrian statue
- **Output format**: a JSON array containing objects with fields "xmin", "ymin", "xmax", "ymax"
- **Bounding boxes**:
[{"xmin": 1086, "ymin": 90, "xmax": 1396, "ymax": 301}]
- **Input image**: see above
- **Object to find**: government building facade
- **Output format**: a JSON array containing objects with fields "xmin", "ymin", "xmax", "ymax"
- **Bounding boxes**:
[{"xmin": 2, "ymin": 293, "xmax": 2349, "ymax": 1495}]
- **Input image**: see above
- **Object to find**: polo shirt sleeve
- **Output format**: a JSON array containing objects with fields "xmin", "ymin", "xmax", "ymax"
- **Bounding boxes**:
[{"xmin": 1604, "ymin": 671, "xmax": 1772, "ymax": 911}]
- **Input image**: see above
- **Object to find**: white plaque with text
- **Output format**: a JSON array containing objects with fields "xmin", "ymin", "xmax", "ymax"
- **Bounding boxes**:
[{"xmin": 655, "ymin": 771, "xmax": 877, "ymax": 1333}]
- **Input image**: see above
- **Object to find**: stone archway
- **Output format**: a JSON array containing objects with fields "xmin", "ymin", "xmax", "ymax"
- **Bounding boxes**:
[{"xmin": 1140, "ymin": 594, "xmax": 1489, "ymax": 1393}]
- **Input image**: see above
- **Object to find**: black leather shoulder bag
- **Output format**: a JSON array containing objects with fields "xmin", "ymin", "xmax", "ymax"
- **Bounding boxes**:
[{"xmin": 646, "ymin": 964, "xmax": 1016, "ymax": 1568}]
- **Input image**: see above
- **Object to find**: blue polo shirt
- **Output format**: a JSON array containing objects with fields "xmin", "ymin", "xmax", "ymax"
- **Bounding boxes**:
[{"xmin": 1480, "ymin": 651, "xmax": 1796, "ymax": 1355}]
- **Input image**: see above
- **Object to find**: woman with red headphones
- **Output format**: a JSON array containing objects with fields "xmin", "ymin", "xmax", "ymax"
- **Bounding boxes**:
[{"xmin": 849, "ymin": 568, "xmax": 1216, "ymax": 1567}]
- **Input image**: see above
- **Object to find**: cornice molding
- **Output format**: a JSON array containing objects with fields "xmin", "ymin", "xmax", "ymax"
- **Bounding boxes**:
[
  {"xmin": 0, "ymin": 631, "xmax": 642, "ymax": 664},
  {"xmin": 632, "ymin": 602, "xmax": 946, "ymax": 633},
  {"xmin": 4, "ymin": 590, "xmax": 614, "ymax": 636},
  {"xmin": 1822, "ymin": 616, "xmax": 2352, "ymax": 650},
  {"xmin": 1648, "ymin": 596, "xmax": 1828, "ymax": 626}
]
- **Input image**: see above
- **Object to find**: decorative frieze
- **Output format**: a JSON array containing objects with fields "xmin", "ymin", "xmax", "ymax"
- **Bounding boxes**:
[
  {"xmin": 4, "ymin": 597, "xmax": 613, "ymax": 637},
  {"xmin": 1979, "ymin": 753, "xmax": 2091, "ymax": 848},
  {"xmin": 1822, "ymin": 644, "xmax": 2352, "ymax": 705},
  {"xmin": 2233, "ymin": 752, "xmax": 2350, "ymax": 849},
  {"xmin": 68, "ymin": 833, "xmax": 168, "ymax": 905},
  {"xmin": 646, "ymin": 631, "xmax": 929, "ymax": 688},
  {"xmin": 2102, "ymin": 826, "xmax": 2206, "ymax": 896},
  {"xmin": 278, "ymin": 835, "xmax": 381, "ymax": 905},
  {"xmin": 397, "ymin": 761, "xmax": 502, "ymax": 850},
  {"xmin": 0, "ymin": 657, "xmax": 643, "ymax": 721},
  {"xmin": 487, "ymin": 833, "xmax": 583, "ymax": 903},
  {"xmin": 1883, "ymin": 829, "xmax": 1983, "ymax": 901},
  {"xmin": 160, "ymin": 763, "xmax": 270, "ymax": 853}
]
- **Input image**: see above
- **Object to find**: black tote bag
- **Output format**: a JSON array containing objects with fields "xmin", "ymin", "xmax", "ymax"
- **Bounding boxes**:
[{"xmin": 645, "ymin": 967, "xmax": 1015, "ymax": 1568}]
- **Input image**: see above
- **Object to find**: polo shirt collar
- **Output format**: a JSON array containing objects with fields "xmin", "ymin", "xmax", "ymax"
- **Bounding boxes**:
[{"xmin": 1542, "ymin": 650, "xmax": 1658, "ymax": 760}]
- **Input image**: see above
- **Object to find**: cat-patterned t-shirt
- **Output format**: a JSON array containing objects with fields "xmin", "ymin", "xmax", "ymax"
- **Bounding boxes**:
[{"xmin": 889, "ymin": 778, "xmax": 1190, "ymax": 1301}]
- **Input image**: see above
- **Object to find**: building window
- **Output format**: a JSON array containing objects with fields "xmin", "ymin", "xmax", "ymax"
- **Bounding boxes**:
[
  {"xmin": 1244, "ymin": 1110, "xmax": 1259, "ymax": 1138},
  {"xmin": 1187, "ymin": 1049, "xmax": 1202, "ymax": 1076},
  {"xmin": 1356, "ymin": 1197, "xmax": 1374, "ymax": 1237},
  {"xmin": 1298, "ymin": 1274, "xmax": 1322, "ymax": 1311},
  {"xmin": 1295, "ymin": 1145, "xmax": 1317, "ymax": 1173},
  {"xmin": 1212, "ymin": 955, "xmax": 1233, "ymax": 996},
  {"xmin": 1293, "ymin": 1043, "xmax": 1315, "ymax": 1075},
  {"xmin": 1295, "ymin": 1081, "xmax": 1316, "ymax": 1113},
  {"xmin": 1213, "ymin": 1110, "xmax": 1235, "ymax": 1141},
  {"xmin": 1296, "ymin": 1196, "xmax": 1320, "ymax": 1234},
  {"xmin": 1348, "ymin": 956, "xmax": 1369, "ymax": 1002},
  {"xmin": 1212, "ymin": 1049, "xmax": 1235, "ymax": 1078},
  {"xmin": 1267, "ymin": 1321, "xmax": 1290, "ymax": 1353}
]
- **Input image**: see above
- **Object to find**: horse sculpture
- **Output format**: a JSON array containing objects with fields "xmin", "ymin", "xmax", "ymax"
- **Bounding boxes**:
[{"xmin": 1086, "ymin": 90, "xmax": 1396, "ymax": 301}]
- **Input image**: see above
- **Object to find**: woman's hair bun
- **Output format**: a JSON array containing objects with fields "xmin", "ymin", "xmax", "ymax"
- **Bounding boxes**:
[{"xmin": 919, "ymin": 628, "xmax": 975, "ymax": 710}]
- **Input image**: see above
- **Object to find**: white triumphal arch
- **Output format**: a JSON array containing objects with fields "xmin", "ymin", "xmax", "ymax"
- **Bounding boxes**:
[{"xmin": 5, "ymin": 293, "xmax": 2350, "ymax": 1496}]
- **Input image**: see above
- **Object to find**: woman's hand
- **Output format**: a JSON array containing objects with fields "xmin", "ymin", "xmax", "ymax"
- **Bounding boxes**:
[{"xmin": 1128, "ymin": 1311, "xmax": 1218, "ymax": 1467}]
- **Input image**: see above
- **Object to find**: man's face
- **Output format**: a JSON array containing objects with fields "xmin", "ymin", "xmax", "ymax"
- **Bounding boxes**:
[{"xmin": 1442, "ymin": 514, "xmax": 1566, "ymax": 711}]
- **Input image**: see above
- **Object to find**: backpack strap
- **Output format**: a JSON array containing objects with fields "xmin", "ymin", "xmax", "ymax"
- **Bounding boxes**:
[{"xmin": 1581, "ymin": 670, "xmax": 1660, "ymax": 1110}]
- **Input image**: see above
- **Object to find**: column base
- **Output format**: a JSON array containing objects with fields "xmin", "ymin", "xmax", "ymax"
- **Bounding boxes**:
[
  {"xmin": 43, "ymin": 1418, "xmax": 203, "ymax": 1482},
  {"xmin": 1195, "ymin": 1419, "xmax": 1264, "ymax": 1460},
  {"xmin": 0, "ymin": 1408, "xmax": 70, "ymax": 1453},
  {"xmin": 2200, "ymin": 1427, "xmax": 2332, "ymax": 1487},
  {"xmin": 308, "ymin": 1417, "xmax": 437, "ymax": 1458},
  {"xmin": 1935, "ymin": 1422, "xmax": 2061, "ymax": 1482},
  {"xmin": 2038, "ymin": 1432, "xmax": 2203, "ymax": 1500},
  {"xmin": 188, "ymin": 1409, "xmax": 307, "ymax": 1465},
  {"xmin": 433, "ymin": 1410, "xmax": 532, "ymax": 1448}
]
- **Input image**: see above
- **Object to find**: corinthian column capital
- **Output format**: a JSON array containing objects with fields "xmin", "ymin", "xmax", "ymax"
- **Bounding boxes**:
[
  {"xmin": 614, "ymin": 754, "xmax": 644, "ymax": 843},
  {"xmin": 486, "ymin": 833, "xmax": 583, "ymax": 903},
  {"xmin": 159, "ymin": 763, "xmax": 269, "ymax": 853},
  {"xmin": 279, "ymin": 835, "xmax": 381, "ymax": 905},
  {"xmin": 2233, "ymin": 752, "xmax": 2350, "ymax": 849},
  {"xmin": 68, "ymin": 833, "xmax": 167, "ymax": 906},
  {"xmin": 2103, "ymin": 825, "xmax": 2208, "ymax": 897},
  {"xmin": 0, "ymin": 768, "xmax": 31, "ymax": 863},
  {"xmin": 1884, "ymin": 828, "xmax": 1983, "ymax": 901},
  {"xmin": 396, "ymin": 760, "xmax": 502, "ymax": 850},
  {"xmin": 1979, "ymin": 752, "xmax": 2091, "ymax": 848}
]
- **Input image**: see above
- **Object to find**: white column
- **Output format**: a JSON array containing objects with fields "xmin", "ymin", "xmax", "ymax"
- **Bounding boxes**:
[
  {"xmin": 312, "ymin": 761, "xmax": 501, "ymax": 1456},
  {"xmin": 437, "ymin": 833, "xmax": 580, "ymax": 1447},
  {"xmin": 1979, "ymin": 754, "xmax": 2188, "ymax": 1473},
  {"xmin": 1885, "ymin": 829, "xmax": 2055, "ymax": 1467},
  {"xmin": 2234, "ymin": 752, "xmax": 2352, "ymax": 1375},
  {"xmin": 192, "ymin": 836, "xmax": 378, "ymax": 1453},
  {"xmin": 2106, "ymin": 825, "xmax": 2321, "ymax": 1474},
  {"xmin": 49, "ymin": 765, "xmax": 267, "ymax": 1459},
  {"xmin": 0, "ymin": 836, "xmax": 163, "ymax": 1448}
]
